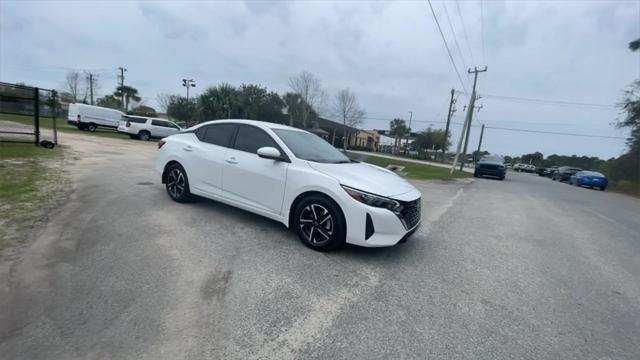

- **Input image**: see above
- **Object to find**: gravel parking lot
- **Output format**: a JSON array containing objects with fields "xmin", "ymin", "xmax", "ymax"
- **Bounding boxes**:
[{"xmin": 1, "ymin": 130, "xmax": 639, "ymax": 359}]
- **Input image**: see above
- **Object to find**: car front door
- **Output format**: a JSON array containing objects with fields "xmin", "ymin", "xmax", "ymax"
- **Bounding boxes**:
[
  {"xmin": 221, "ymin": 125, "xmax": 289, "ymax": 215},
  {"xmin": 185, "ymin": 123, "xmax": 237, "ymax": 197}
]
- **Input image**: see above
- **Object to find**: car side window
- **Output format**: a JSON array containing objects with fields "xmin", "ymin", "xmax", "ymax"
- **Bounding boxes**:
[
  {"xmin": 233, "ymin": 125, "xmax": 278, "ymax": 154},
  {"xmin": 199, "ymin": 124, "xmax": 237, "ymax": 147},
  {"xmin": 152, "ymin": 120, "xmax": 167, "ymax": 127}
]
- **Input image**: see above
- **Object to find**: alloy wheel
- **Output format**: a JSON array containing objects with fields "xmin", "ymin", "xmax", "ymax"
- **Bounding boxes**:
[
  {"xmin": 299, "ymin": 204, "xmax": 333, "ymax": 246},
  {"xmin": 167, "ymin": 168, "xmax": 185, "ymax": 199}
]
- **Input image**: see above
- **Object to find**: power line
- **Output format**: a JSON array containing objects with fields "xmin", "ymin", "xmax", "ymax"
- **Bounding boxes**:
[
  {"xmin": 361, "ymin": 116, "xmax": 625, "ymax": 140},
  {"xmin": 480, "ymin": 0, "xmax": 486, "ymax": 65},
  {"xmin": 454, "ymin": 0, "xmax": 476, "ymax": 65},
  {"xmin": 426, "ymin": 0, "xmax": 469, "ymax": 95},
  {"xmin": 482, "ymin": 94, "xmax": 615, "ymax": 108},
  {"xmin": 442, "ymin": 2, "xmax": 469, "ymax": 77},
  {"xmin": 484, "ymin": 126, "xmax": 626, "ymax": 140}
]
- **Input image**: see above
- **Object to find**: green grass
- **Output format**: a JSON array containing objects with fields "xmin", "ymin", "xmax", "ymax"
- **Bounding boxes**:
[
  {"xmin": 349, "ymin": 152, "xmax": 471, "ymax": 181},
  {"xmin": 0, "ymin": 113, "xmax": 132, "ymax": 140},
  {"xmin": 0, "ymin": 141, "xmax": 62, "ymax": 159},
  {"xmin": 608, "ymin": 181, "xmax": 640, "ymax": 198},
  {"xmin": 0, "ymin": 142, "xmax": 67, "ymax": 252}
]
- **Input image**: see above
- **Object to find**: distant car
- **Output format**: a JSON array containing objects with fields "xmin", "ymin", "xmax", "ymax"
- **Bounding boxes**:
[
  {"xmin": 68, "ymin": 103, "xmax": 125, "ymax": 131},
  {"xmin": 117, "ymin": 116, "xmax": 182, "ymax": 140},
  {"xmin": 569, "ymin": 171, "xmax": 608, "ymax": 190},
  {"xmin": 474, "ymin": 156, "xmax": 506, "ymax": 180},
  {"xmin": 536, "ymin": 167, "xmax": 547, "ymax": 176},
  {"xmin": 544, "ymin": 166, "xmax": 559, "ymax": 178},
  {"xmin": 513, "ymin": 163, "xmax": 525, "ymax": 172},
  {"xmin": 552, "ymin": 166, "xmax": 582, "ymax": 182},
  {"xmin": 524, "ymin": 164, "xmax": 536, "ymax": 173}
]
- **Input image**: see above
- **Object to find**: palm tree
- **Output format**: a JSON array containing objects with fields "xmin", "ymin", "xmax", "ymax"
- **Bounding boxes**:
[
  {"xmin": 389, "ymin": 118, "xmax": 408, "ymax": 154},
  {"xmin": 114, "ymin": 85, "xmax": 141, "ymax": 111}
]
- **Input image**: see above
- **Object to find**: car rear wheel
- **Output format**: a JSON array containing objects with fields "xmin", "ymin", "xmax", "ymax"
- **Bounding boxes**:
[
  {"xmin": 165, "ymin": 163, "xmax": 192, "ymax": 203},
  {"xmin": 87, "ymin": 123, "xmax": 97, "ymax": 132},
  {"xmin": 293, "ymin": 195, "xmax": 346, "ymax": 251},
  {"xmin": 138, "ymin": 131, "xmax": 151, "ymax": 141}
]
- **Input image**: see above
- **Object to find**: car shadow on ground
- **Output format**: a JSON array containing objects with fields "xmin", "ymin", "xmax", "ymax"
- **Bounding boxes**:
[{"xmin": 182, "ymin": 194, "xmax": 419, "ymax": 260}]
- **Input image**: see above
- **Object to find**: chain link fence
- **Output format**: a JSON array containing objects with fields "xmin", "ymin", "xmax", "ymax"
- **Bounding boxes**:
[{"xmin": 0, "ymin": 82, "xmax": 59, "ymax": 147}]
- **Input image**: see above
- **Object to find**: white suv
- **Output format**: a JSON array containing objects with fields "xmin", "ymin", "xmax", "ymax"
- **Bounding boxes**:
[
  {"xmin": 155, "ymin": 119, "xmax": 422, "ymax": 251},
  {"xmin": 117, "ymin": 116, "xmax": 182, "ymax": 140}
]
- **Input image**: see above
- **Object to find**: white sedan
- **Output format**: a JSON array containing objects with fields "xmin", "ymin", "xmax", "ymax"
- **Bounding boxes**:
[{"xmin": 155, "ymin": 119, "xmax": 421, "ymax": 251}]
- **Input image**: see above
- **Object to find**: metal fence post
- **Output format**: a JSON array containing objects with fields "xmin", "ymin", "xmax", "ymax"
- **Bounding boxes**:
[
  {"xmin": 52, "ymin": 90, "xmax": 58, "ymax": 144},
  {"xmin": 34, "ymin": 87, "xmax": 40, "ymax": 146}
]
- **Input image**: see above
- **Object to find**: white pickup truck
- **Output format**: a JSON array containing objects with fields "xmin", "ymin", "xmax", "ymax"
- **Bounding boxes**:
[{"xmin": 117, "ymin": 116, "xmax": 182, "ymax": 140}]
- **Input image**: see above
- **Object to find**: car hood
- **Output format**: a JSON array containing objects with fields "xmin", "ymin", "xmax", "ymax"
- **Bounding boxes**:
[{"xmin": 307, "ymin": 161, "xmax": 417, "ymax": 198}]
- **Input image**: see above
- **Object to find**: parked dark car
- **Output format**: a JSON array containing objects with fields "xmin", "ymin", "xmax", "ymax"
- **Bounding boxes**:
[
  {"xmin": 569, "ymin": 171, "xmax": 608, "ymax": 190},
  {"xmin": 544, "ymin": 166, "xmax": 559, "ymax": 178},
  {"xmin": 552, "ymin": 166, "xmax": 582, "ymax": 182},
  {"xmin": 536, "ymin": 167, "xmax": 547, "ymax": 176},
  {"xmin": 474, "ymin": 156, "xmax": 506, "ymax": 180}
]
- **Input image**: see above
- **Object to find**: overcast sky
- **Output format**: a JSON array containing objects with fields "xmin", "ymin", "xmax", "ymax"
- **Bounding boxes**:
[{"xmin": 1, "ymin": 0, "xmax": 638, "ymax": 159}]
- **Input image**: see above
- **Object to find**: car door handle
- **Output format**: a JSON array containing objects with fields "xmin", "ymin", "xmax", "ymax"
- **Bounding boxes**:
[
  {"xmin": 183, "ymin": 146, "xmax": 193, "ymax": 152},
  {"xmin": 225, "ymin": 158, "xmax": 238, "ymax": 164}
]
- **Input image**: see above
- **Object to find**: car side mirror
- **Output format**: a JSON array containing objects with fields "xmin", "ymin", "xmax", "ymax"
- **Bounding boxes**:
[{"xmin": 257, "ymin": 147, "xmax": 284, "ymax": 161}]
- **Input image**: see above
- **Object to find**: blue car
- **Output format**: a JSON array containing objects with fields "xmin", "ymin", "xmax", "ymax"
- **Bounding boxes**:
[{"xmin": 569, "ymin": 171, "xmax": 608, "ymax": 191}]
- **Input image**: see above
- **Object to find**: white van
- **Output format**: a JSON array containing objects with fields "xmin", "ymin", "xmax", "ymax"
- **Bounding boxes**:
[{"xmin": 67, "ymin": 103, "xmax": 125, "ymax": 132}]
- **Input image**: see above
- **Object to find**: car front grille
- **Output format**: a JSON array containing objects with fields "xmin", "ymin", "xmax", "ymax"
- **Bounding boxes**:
[
  {"xmin": 479, "ymin": 164, "xmax": 500, "ymax": 170},
  {"xmin": 397, "ymin": 198, "xmax": 421, "ymax": 230}
]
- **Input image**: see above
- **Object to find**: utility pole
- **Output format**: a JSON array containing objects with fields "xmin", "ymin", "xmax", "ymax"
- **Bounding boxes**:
[
  {"xmin": 118, "ymin": 67, "xmax": 127, "ymax": 111},
  {"xmin": 405, "ymin": 111, "xmax": 413, "ymax": 151},
  {"xmin": 476, "ymin": 123, "xmax": 485, "ymax": 163},
  {"xmin": 451, "ymin": 66, "xmax": 487, "ymax": 173},
  {"xmin": 441, "ymin": 88, "xmax": 456, "ymax": 162},
  {"xmin": 182, "ymin": 78, "xmax": 196, "ymax": 100},
  {"xmin": 87, "ymin": 72, "xmax": 94, "ymax": 105}
]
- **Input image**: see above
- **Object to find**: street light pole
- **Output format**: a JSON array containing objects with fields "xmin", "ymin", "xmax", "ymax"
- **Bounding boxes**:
[{"xmin": 182, "ymin": 78, "xmax": 196, "ymax": 100}]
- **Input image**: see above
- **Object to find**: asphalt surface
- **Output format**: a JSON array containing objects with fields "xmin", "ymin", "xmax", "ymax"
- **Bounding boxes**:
[{"xmin": 1, "ymin": 137, "xmax": 639, "ymax": 359}]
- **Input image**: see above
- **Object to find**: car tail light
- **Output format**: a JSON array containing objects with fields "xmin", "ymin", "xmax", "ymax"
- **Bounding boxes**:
[{"xmin": 158, "ymin": 140, "xmax": 166, "ymax": 149}]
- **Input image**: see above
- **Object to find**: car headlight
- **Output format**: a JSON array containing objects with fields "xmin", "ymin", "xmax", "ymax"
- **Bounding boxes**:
[{"xmin": 341, "ymin": 185, "xmax": 401, "ymax": 213}]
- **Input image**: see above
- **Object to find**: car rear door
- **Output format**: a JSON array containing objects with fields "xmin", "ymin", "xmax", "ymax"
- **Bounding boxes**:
[
  {"xmin": 221, "ymin": 125, "xmax": 289, "ymax": 215},
  {"xmin": 185, "ymin": 123, "xmax": 237, "ymax": 197},
  {"xmin": 151, "ymin": 120, "xmax": 170, "ymax": 137}
]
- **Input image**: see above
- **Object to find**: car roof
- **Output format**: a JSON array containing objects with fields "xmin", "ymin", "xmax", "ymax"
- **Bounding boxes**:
[{"xmin": 193, "ymin": 119, "xmax": 307, "ymax": 132}]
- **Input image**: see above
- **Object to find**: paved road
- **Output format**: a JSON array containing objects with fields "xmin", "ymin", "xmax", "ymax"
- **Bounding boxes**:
[{"xmin": 1, "ymin": 136, "xmax": 639, "ymax": 359}]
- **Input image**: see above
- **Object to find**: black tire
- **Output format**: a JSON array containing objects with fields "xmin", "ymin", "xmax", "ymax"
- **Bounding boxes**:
[
  {"xmin": 138, "ymin": 131, "xmax": 151, "ymax": 141},
  {"xmin": 292, "ymin": 194, "xmax": 346, "ymax": 251},
  {"xmin": 165, "ymin": 163, "xmax": 192, "ymax": 203},
  {"xmin": 87, "ymin": 123, "xmax": 97, "ymax": 132}
]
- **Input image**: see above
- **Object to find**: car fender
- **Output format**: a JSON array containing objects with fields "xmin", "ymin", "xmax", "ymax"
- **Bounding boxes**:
[{"xmin": 281, "ymin": 167, "xmax": 347, "ymax": 228}]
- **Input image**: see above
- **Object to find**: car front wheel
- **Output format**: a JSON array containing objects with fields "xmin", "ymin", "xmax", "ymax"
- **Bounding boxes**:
[
  {"xmin": 165, "ymin": 163, "xmax": 192, "ymax": 202},
  {"xmin": 293, "ymin": 195, "xmax": 346, "ymax": 251}
]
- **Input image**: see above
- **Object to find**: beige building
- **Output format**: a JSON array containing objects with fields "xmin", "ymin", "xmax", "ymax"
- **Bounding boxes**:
[{"xmin": 349, "ymin": 130, "xmax": 380, "ymax": 151}]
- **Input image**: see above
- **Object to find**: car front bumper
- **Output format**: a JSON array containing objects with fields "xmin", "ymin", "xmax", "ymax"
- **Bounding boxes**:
[
  {"xmin": 476, "ymin": 168, "xmax": 505, "ymax": 177},
  {"xmin": 341, "ymin": 189, "xmax": 422, "ymax": 247}
]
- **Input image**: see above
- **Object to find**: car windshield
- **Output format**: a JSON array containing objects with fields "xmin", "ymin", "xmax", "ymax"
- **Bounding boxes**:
[
  {"xmin": 273, "ymin": 129, "xmax": 350, "ymax": 164},
  {"xmin": 480, "ymin": 155, "xmax": 503, "ymax": 163}
]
